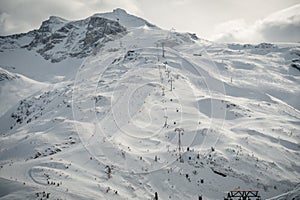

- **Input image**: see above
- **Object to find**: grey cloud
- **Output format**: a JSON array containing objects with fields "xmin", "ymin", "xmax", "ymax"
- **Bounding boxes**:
[
  {"xmin": 259, "ymin": 16, "xmax": 300, "ymax": 42},
  {"xmin": 0, "ymin": 0, "xmax": 299, "ymax": 44},
  {"xmin": 213, "ymin": 4, "xmax": 300, "ymax": 43}
]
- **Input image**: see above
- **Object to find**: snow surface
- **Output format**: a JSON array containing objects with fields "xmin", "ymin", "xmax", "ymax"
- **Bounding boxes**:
[{"xmin": 0, "ymin": 9, "xmax": 300, "ymax": 200}]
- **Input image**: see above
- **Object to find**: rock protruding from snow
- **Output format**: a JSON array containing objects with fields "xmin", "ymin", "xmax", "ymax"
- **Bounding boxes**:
[
  {"xmin": 39, "ymin": 16, "xmax": 68, "ymax": 33},
  {"xmin": 0, "ymin": 68, "xmax": 19, "ymax": 81},
  {"xmin": 2, "ymin": 8, "xmax": 158, "ymax": 63},
  {"xmin": 24, "ymin": 16, "xmax": 127, "ymax": 62}
]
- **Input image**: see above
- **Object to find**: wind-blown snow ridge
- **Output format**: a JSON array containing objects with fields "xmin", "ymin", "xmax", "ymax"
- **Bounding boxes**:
[
  {"xmin": 0, "ymin": 9, "xmax": 300, "ymax": 200},
  {"xmin": 94, "ymin": 8, "xmax": 158, "ymax": 29}
]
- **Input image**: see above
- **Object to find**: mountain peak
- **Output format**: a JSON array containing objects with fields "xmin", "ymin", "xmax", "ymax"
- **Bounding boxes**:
[
  {"xmin": 39, "ymin": 15, "xmax": 68, "ymax": 33},
  {"xmin": 112, "ymin": 8, "xmax": 128, "ymax": 14},
  {"xmin": 93, "ymin": 8, "xmax": 158, "ymax": 29},
  {"xmin": 24, "ymin": 12, "xmax": 127, "ymax": 62},
  {"xmin": 48, "ymin": 15, "xmax": 68, "ymax": 23}
]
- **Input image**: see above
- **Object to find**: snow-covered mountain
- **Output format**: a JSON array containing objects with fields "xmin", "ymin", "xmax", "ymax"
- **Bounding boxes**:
[{"xmin": 0, "ymin": 8, "xmax": 299, "ymax": 200}]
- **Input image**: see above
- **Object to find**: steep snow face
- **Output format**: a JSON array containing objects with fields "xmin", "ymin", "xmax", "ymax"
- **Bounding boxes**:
[
  {"xmin": 0, "ymin": 9, "xmax": 300, "ymax": 200},
  {"xmin": 0, "ymin": 68, "xmax": 46, "ymax": 117},
  {"xmin": 94, "ymin": 8, "xmax": 158, "ymax": 29},
  {"xmin": 39, "ymin": 16, "xmax": 69, "ymax": 33}
]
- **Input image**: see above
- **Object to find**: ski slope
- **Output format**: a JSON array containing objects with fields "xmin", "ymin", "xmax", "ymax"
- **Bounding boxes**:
[{"xmin": 0, "ymin": 9, "xmax": 299, "ymax": 200}]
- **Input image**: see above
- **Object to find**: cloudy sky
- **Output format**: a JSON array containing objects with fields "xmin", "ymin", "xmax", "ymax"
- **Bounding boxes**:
[{"xmin": 0, "ymin": 0, "xmax": 299, "ymax": 43}]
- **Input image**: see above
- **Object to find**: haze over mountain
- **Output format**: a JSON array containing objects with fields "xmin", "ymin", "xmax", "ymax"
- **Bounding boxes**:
[{"xmin": 0, "ymin": 9, "xmax": 299, "ymax": 200}]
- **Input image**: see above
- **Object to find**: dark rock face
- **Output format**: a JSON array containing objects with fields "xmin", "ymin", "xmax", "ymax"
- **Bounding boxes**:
[
  {"xmin": 16, "ymin": 16, "xmax": 127, "ymax": 62},
  {"xmin": 0, "ymin": 9, "xmax": 164, "ymax": 62},
  {"xmin": 0, "ymin": 69, "xmax": 18, "ymax": 82},
  {"xmin": 82, "ymin": 17, "xmax": 127, "ymax": 53}
]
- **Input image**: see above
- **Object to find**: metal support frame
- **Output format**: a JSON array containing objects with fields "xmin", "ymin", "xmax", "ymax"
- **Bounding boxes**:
[{"xmin": 224, "ymin": 190, "xmax": 261, "ymax": 200}]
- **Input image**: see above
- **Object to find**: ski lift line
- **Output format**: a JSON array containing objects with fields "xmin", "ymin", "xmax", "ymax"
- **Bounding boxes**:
[
  {"xmin": 74, "ymin": 52, "xmax": 180, "ymax": 174},
  {"xmin": 73, "ymin": 44, "xmax": 210, "ymax": 173}
]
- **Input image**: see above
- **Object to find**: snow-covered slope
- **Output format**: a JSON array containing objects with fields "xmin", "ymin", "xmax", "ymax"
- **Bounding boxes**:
[
  {"xmin": 0, "ymin": 68, "xmax": 46, "ymax": 117},
  {"xmin": 0, "ymin": 9, "xmax": 299, "ymax": 200}
]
